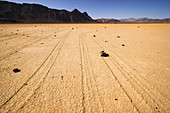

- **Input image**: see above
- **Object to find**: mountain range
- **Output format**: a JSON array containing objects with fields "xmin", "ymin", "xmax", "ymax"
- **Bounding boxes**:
[
  {"xmin": 0, "ymin": 1, "xmax": 169, "ymax": 23},
  {"xmin": 96, "ymin": 18, "xmax": 170, "ymax": 23},
  {"xmin": 96, "ymin": 18, "xmax": 120, "ymax": 23},
  {"xmin": 0, "ymin": 1, "xmax": 95, "ymax": 23},
  {"xmin": 119, "ymin": 18, "xmax": 170, "ymax": 23}
]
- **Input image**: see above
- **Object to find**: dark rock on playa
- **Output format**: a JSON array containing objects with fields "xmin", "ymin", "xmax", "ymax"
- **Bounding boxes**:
[{"xmin": 13, "ymin": 68, "xmax": 21, "ymax": 73}]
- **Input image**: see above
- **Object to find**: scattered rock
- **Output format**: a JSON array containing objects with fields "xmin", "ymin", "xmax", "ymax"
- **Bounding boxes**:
[
  {"xmin": 40, "ymin": 43, "xmax": 44, "ymax": 44},
  {"xmin": 6, "ymin": 43, "xmax": 8, "ymax": 44},
  {"xmin": 72, "ymin": 28, "xmax": 74, "ymax": 30},
  {"xmin": 122, "ymin": 44, "xmax": 125, "ymax": 46},
  {"xmin": 115, "ymin": 98, "xmax": 118, "ymax": 100},
  {"xmin": 138, "ymin": 26, "xmax": 140, "ymax": 28},
  {"xmin": 54, "ymin": 35, "xmax": 56, "ymax": 37},
  {"xmin": 155, "ymin": 107, "xmax": 158, "ymax": 109},
  {"xmin": 24, "ymin": 83, "xmax": 28, "ymax": 85},
  {"xmin": 100, "ymin": 51, "xmax": 109, "ymax": 57},
  {"xmin": 93, "ymin": 35, "xmax": 96, "ymax": 37},
  {"xmin": 13, "ymin": 68, "xmax": 21, "ymax": 73},
  {"xmin": 16, "ymin": 33, "xmax": 17, "ymax": 35},
  {"xmin": 27, "ymin": 36, "xmax": 29, "ymax": 37},
  {"xmin": 35, "ymin": 26, "xmax": 37, "ymax": 27},
  {"xmin": 105, "ymin": 41, "xmax": 107, "ymax": 42},
  {"xmin": 61, "ymin": 76, "xmax": 63, "ymax": 80},
  {"xmin": 17, "ymin": 30, "xmax": 19, "ymax": 31},
  {"xmin": 117, "ymin": 36, "xmax": 120, "ymax": 38}
]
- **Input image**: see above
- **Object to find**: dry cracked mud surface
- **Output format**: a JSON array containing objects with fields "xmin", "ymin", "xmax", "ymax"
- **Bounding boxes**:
[{"xmin": 0, "ymin": 24, "xmax": 170, "ymax": 113}]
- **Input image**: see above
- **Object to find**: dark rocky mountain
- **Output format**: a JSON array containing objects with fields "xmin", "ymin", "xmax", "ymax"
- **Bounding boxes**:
[
  {"xmin": 96, "ymin": 18, "xmax": 120, "ymax": 23},
  {"xmin": 0, "ymin": 1, "xmax": 96, "ymax": 23}
]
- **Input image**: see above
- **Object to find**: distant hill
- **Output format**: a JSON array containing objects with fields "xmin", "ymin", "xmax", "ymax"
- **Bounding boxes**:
[
  {"xmin": 0, "ymin": 1, "xmax": 96, "ymax": 23},
  {"xmin": 119, "ymin": 18, "xmax": 170, "ymax": 23},
  {"xmin": 96, "ymin": 18, "xmax": 170, "ymax": 23},
  {"xmin": 96, "ymin": 18, "xmax": 120, "ymax": 23}
]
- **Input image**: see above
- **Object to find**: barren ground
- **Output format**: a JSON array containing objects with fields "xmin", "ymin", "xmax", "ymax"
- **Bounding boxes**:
[{"xmin": 0, "ymin": 24, "xmax": 170, "ymax": 113}]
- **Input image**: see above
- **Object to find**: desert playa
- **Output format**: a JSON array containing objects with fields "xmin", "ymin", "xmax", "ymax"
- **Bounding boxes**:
[{"xmin": 0, "ymin": 24, "xmax": 170, "ymax": 112}]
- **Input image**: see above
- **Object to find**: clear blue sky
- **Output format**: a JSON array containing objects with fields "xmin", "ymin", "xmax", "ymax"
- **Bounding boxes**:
[{"xmin": 3, "ymin": 0, "xmax": 170, "ymax": 19}]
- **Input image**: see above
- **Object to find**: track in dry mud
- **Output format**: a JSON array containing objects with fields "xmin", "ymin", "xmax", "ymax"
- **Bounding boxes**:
[{"xmin": 0, "ymin": 25, "xmax": 169, "ymax": 113}]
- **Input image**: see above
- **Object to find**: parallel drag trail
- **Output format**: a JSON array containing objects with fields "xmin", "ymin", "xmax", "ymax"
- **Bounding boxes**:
[
  {"xmin": 100, "ymin": 39, "xmax": 169, "ymax": 102},
  {"xmin": 90, "ymin": 35, "xmax": 169, "ymax": 112},
  {"xmin": 0, "ymin": 30, "xmax": 65, "ymax": 62},
  {"xmin": 0, "ymin": 30, "xmax": 71, "ymax": 110},
  {"xmin": 79, "ymin": 31, "xmax": 104, "ymax": 113},
  {"xmin": 15, "ymin": 29, "xmax": 71, "ymax": 112},
  {"xmin": 79, "ymin": 33, "xmax": 86, "ymax": 113}
]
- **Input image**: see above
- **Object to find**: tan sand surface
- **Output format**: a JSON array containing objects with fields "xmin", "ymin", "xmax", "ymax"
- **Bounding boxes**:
[{"xmin": 0, "ymin": 24, "xmax": 169, "ymax": 112}]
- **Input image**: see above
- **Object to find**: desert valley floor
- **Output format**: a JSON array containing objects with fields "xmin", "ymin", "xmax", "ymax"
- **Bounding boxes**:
[{"xmin": 0, "ymin": 24, "xmax": 169, "ymax": 113}]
